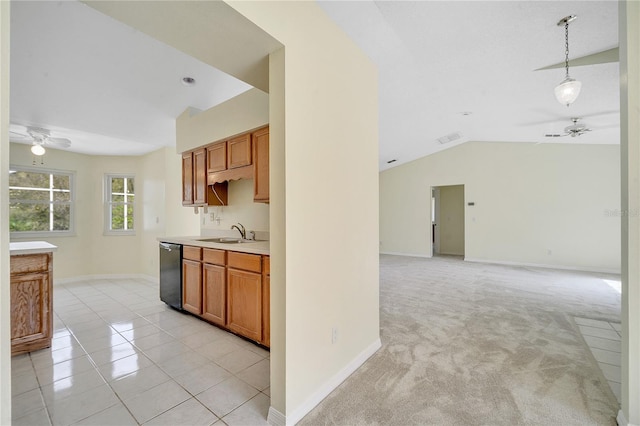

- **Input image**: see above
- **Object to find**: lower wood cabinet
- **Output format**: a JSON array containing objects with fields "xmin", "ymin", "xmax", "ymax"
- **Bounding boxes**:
[
  {"xmin": 203, "ymin": 263, "xmax": 226, "ymax": 326},
  {"xmin": 181, "ymin": 246, "xmax": 269, "ymax": 347},
  {"xmin": 227, "ymin": 268, "xmax": 262, "ymax": 342},
  {"xmin": 11, "ymin": 253, "xmax": 53, "ymax": 355}
]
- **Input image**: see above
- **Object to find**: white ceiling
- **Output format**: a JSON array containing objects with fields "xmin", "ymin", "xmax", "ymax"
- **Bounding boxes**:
[
  {"xmin": 10, "ymin": 1, "xmax": 620, "ymax": 169},
  {"xmin": 9, "ymin": 0, "xmax": 251, "ymax": 156}
]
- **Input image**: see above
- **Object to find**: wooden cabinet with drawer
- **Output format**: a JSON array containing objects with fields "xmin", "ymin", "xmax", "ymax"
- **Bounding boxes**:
[
  {"xmin": 10, "ymin": 253, "xmax": 53, "ymax": 355},
  {"xmin": 182, "ymin": 246, "xmax": 202, "ymax": 315},
  {"xmin": 202, "ymin": 248, "xmax": 226, "ymax": 326}
]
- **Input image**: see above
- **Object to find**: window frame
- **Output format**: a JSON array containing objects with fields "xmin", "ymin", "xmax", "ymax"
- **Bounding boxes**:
[
  {"xmin": 9, "ymin": 165, "xmax": 76, "ymax": 238},
  {"xmin": 104, "ymin": 173, "xmax": 136, "ymax": 236}
]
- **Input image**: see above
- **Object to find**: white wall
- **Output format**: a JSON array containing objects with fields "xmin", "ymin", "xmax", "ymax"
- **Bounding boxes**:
[
  {"xmin": 381, "ymin": 142, "xmax": 621, "ymax": 273},
  {"xmin": 438, "ymin": 184, "xmax": 465, "ymax": 256},
  {"xmin": 9, "ymin": 143, "xmax": 199, "ymax": 280}
]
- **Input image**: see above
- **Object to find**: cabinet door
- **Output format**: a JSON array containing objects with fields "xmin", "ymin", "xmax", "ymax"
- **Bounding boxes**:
[
  {"xmin": 227, "ymin": 268, "xmax": 262, "ymax": 342},
  {"xmin": 11, "ymin": 272, "xmax": 50, "ymax": 354},
  {"xmin": 253, "ymin": 127, "xmax": 269, "ymax": 203},
  {"xmin": 203, "ymin": 263, "xmax": 226, "ymax": 326},
  {"xmin": 227, "ymin": 134, "xmax": 252, "ymax": 169},
  {"xmin": 182, "ymin": 152, "xmax": 194, "ymax": 205},
  {"xmin": 207, "ymin": 142, "xmax": 227, "ymax": 173},
  {"xmin": 193, "ymin": 148, "xmax": 207, "ymax": 205},
  {"xmin": 182, "ymin": 259, "xmax": 202, "ymax": 315}
]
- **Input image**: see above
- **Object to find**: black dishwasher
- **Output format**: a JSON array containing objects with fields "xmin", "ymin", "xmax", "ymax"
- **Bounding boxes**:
[{"xmin": 159, "ymin": 242, "xmax": 183, "ymax": 310}]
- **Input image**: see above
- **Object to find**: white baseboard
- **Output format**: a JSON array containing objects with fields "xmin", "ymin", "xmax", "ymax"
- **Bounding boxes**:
[
  {"xmin": 286, "ymin": 338, "xmax": 382, "ymax": 425},
  {"xmin": 617, "ymin": 409, "xmax": 636, "ymax": 426},
  {"xmin": 463, "ymin": 257, "xmax": 620, "ymax": 275},
  {"xmin": 267, "ymin": 406, "xmax": 286, "ymax": 426},
  {"xmin": 55, "ymin": 274, "xmax": 158, "ymax": 286},
  {"xmin": 380, "ymin": 251, "xmax": 431, "ymax": 258}
]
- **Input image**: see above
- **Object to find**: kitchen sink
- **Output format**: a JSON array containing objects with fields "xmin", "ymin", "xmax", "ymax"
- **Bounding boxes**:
[{"xmin": 197, "ymin": 237, "xmax": 265, "ymax": 244}]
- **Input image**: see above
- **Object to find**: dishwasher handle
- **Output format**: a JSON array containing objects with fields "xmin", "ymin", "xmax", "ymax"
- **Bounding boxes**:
[{"xmin": 160, "ymin": 242, "xmax": 178, "ymax": 252}]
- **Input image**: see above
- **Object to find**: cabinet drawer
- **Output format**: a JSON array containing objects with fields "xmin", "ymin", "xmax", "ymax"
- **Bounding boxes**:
[
  {"xmin": 183, "ymin": 246, "xmax": 202, "ymax": 261},
  {"xmin": 263, "ymin": 256, "xmax": 270, "ymax": 275},
  {"xmin": 10, "ymin": 254, "xmax": 50, "ymax": 275},
  {"xmin": 203, "ymin": 248, "xmax": 226, "ymax": 266},
  {"xmin": 227, "ymin": 252, "xmax": 261, "ymax": 273}
]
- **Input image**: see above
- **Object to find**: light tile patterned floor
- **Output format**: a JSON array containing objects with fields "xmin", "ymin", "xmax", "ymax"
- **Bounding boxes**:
[
  {"xmin": 575, "ymin": 316, "xmax": 622, "ymax": 403},
  {"xmin": 11, "ymin": 278, "xmax": 270, "ymax": 426}
]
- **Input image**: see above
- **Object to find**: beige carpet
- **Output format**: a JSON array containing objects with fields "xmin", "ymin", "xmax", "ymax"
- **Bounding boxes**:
[{"xmin": 300, "ymin": 255, "xmax": 620, "ymax": 425}]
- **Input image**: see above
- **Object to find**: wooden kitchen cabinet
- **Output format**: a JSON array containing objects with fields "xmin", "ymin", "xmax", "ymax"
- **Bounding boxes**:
[
  {"xmin": 227, "ymin": 133, "xmax": 252, "ymax": 169},
  {"xmin": 11, "ymin": 253, "xmax": 52, "ymax": 355},
  {"xmin": 227, "ymin": 252, "xmax": 262, "ymax": 343},
  {"xmin": 202, "ymin": 248, "xmax": 226, "ymax": 326},
  {"xmin": 182, "ymin": 246, "xmax": 203, "ymax": 315},
  {"xmin": 207, "ymin": 141, "xmax": 226, "ymax": 173},
  {"xmin": 181, "ymin": 152, "xmax": 194, "ymax": 205},
  {"xmin": 253, "ymin": 126, "xmax": 269, "ymax": 203},
  {"xmin": 182, "ymin": 149, "xmax": 228, "ymax": 207}
]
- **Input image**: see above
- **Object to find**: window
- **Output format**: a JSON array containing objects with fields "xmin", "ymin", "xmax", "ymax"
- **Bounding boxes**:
[
  {"xmin": 105, "ymin": 174, "xmax": 135, "ymax": 235},
  {"xmin": 9, "ymin": 166, "xmax": 75, "ymax": 236}
]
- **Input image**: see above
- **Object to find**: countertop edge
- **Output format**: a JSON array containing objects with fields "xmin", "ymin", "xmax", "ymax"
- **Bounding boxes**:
[
  {"xmin": 159, "ymin": 236, "xmax": 270, "ymax": 256},
  {"xmin": 10, "ymin": 241, "xmax": 58, "ymax": 255}
]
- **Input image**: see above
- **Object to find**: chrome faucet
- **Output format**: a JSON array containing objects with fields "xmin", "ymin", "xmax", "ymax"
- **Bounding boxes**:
[{"xmin": 231, "ymin": 223, "xmax": 246, "ymax": 239}]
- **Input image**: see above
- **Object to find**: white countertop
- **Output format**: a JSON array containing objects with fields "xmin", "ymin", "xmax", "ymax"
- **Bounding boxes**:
[
  {"xmin": 10, "ymin": 241, "xmax": 58, "ymax": 255},
  {"xmin": 159, "ymin": 236, "xmax": 269, "ymax": 255}
]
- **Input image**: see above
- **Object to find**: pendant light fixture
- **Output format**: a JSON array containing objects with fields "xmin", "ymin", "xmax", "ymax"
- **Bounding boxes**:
[{"xmin": 554, "ymin": 15, "xmax": 581, "ymax": 107}]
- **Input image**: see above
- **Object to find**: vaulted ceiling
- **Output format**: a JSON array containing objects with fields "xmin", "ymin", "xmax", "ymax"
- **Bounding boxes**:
[{"xmin": 10, "ymin": 1, "xmax": 619, "ymax": 169}]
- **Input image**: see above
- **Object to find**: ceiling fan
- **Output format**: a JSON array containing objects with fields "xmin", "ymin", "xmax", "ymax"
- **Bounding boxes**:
[
  {"xmin": 10, "ymin": 126, "xmax": 72, "ymax": 155},
  {"xmin": 544, "ymin": 117, "xmax": 591, "ymax": 138}
]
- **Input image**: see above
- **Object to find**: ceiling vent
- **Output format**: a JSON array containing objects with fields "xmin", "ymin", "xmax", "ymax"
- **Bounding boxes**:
[{"xmin": 437, "ymin": 132, "xmax": 462, "ymax": 144}]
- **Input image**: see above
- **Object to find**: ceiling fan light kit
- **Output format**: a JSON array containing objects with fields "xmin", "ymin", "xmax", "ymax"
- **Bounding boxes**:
[
  {"xmin": 30, "ymin": 143, "xmax": 45, "ymax": 156},
  {"xmin": 555, "ymin": 15, "xmax": 581, "ymax": 107}
]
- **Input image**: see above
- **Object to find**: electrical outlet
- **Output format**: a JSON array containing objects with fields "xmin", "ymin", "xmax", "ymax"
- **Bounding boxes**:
[
  {"xmin": 331, "ymin": 326, "xmax": 338, "ymax": 344},
  {"xmin": 209, "ymin": 212, "xmax": 215, "ymax": 222}
]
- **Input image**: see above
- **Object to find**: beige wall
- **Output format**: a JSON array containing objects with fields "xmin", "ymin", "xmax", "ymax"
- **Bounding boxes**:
[
  {"xmin": 227, "ymin": 3, "xmax": 380, "ymax": 421},
  {"xmin": 9, "ymin": 143, "xmax": 199, "ymax": 281},
  {"xmin": 381, "ymin": 142, "xmax": 621, "ymax": 273},
  {"xmin": 0, "ymin": 1, "xmax": 10, "ymax": 422},
  {"xmin": 176, "ymin": 88, "xmax": 268, "ymax": 154},
  {"xmin": 438, "ymin": 185, "xmax": 465, "ymax": 256},
  {"xmin": 200, "ymin": 179, "xmax": 269, "ymax": 234},
  {"xmin": 619, "ymin": 2, "xmax": 640, "ymax": 424}
]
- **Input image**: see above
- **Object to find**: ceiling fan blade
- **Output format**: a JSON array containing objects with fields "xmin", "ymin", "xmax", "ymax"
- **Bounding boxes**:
[
  {"xmin": 46, "ymin": 137, "xmax": 72, "ymax": 148},
  {"xmin": 9, "ymin": 130, "xmax": 32, "ymax": 142},
  {"xmin": 534, "ymin": 47, "xmax": 619, "ymax": 71}
]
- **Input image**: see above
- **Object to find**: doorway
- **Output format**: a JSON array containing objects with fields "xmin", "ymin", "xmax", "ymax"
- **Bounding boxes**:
[{"xmin": 431, "ymin": 185, "xmax": 465, "ymax": 256}]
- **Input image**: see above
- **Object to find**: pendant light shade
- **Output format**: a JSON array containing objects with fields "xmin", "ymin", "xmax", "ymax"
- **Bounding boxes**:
[
  {"xmin": 555, "ymin": 15, "xmax": 581, "ymax": 107},
  {"xmin": 555, "ymin": 76, "xmax": 582, "ymax": 106},
  {"xmin": 31, "ymin": 143, "xmax": 45, "ymax": 156}
]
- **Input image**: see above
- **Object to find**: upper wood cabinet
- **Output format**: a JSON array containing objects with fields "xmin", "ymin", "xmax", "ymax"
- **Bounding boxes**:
[
  {"xmin": 183, "ymin": 126, "xmax": 268, "ymax": 206},
  {"xmin": 193, "ymin": 148, "xmax": 208, "ymax": 205},
  {"xmin": 182, "ymin": 149, "xmax": 228, "ymax": 207},
  {"xmin": 228, "ymin": 134, "xmax": 252, "ymax": 169},
  {"xmin": 11, "ymin": 253, "xmax": 53, "ymax": 355},
  {"xmin": 182, "ymin": 152, "xmax": 194, "ymax": 205},
  {"xmin": 252, "ymin": 127, "xmax": 269, "ymax": 203},
  {"xmin": 207, "ymin": 142, "xmax": 226, "ymax": 173}
]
